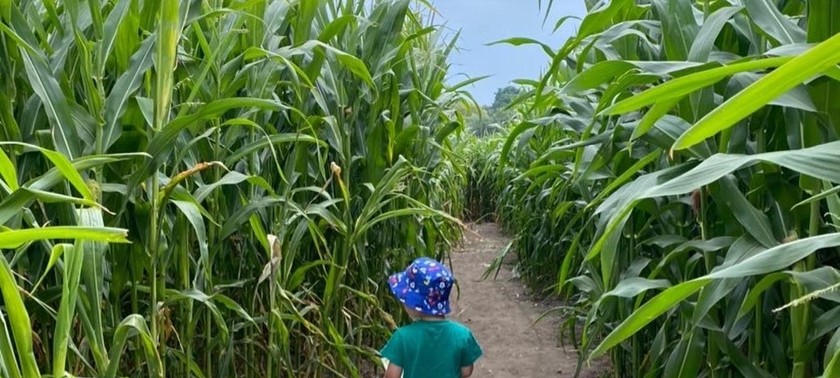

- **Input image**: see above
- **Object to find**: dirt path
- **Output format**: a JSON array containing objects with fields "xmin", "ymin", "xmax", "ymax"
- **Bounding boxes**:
[{"xmin": 449, "ymin": 223, "xmax": 607, "ymax": 378}]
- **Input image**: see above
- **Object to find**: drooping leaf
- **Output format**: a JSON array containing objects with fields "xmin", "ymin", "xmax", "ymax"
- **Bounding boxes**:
[
  {"xmin": 0, "ymin": 142, "xmax": 94, "ymax": 202},
  {"xmin": 488, "ymin": 37, "xmax": 555, "ymax": 58},
  {"xmin": 602, "ymin": 57, "xmax": 792, "ymax": 116},
  {"xmin": 592, "ymin": 233, "xmax": 840, "ymax": 359},
  {"xmin": 590, "ymin": 279, "xmax": 710, "ymax": 359},
  {"xmin": 744, "ymin": 0, "xmax": 807, "ymax": 45},
  {"xmin": 673, "ymin": 33, "xmax": 840, "ymax": 151},
  {"xmin": 0, "ymin": 227, "xmax": 129, "ymax": 249}
]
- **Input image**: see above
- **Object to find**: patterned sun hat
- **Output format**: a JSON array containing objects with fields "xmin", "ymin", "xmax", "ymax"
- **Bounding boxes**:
[{"xmin": 388, "ymin": 257, "xmax": 455, "ymax": 316}]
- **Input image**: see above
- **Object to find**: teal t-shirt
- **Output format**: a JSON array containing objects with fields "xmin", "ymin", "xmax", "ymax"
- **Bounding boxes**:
[{"xmin": 380, "ymin": 319, "xmax": 482, "ymax": 378}]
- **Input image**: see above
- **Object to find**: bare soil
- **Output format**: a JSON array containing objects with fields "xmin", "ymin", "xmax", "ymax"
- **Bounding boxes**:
[{"xmin": 448, "ymin": 223, "xmax": 610, "ymax": 378}]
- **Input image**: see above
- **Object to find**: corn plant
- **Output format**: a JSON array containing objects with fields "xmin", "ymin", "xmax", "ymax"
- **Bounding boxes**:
[
  {"xmin": 490, "ymin": 0, "xmax": 840, "ymax": 376},
  {"xmin": 0, "ymin": 0, "xmax": 473, "ymax": 377},
  {"xmin": 456, "ymin": 131, "xmax": 506, "ymax": 222}
]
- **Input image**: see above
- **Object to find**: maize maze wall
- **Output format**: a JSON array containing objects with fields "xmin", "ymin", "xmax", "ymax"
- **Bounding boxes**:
[
  {"xmin": 0, "ymin": 0, "xmax": 472, "ymax": 377},
  {"xmin": 5, "ymin": 0, "xmax": 840, "ymax": 377},
  {"xmin": 478, "ymin": 0, "xmax": 840, "ymax": 377}
]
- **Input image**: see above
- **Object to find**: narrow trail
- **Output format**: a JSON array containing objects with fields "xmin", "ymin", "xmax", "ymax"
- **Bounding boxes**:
[{"xmin": 449, "ymin": 223, "xmax": 607, "ymax": 378}]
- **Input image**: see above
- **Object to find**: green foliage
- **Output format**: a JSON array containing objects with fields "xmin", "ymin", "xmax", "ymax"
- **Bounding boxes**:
[
  {"xmin": 465, "ymin": 85, "xmax": 525, "ymax": 137},
  {"xmin": 0, "ymin": 0, "xmax": 471, "ymax": 377},
  {"xmin": 464, "ymin": 106, "xmax": 516, "ymax": 137},
  {"xmin": 457, "ymin": 133, "xmax": 507, "ymax": 222},
  {"xmin": 491, "ymin": 86, "xmax": 524, "ymax": 110},
  {"xmin": 487, "ymin": 0, "xmax": 840, "ymax": 377},
  {"xmin": 462, "ymin": 86, "xmax": 526, "ymax": 137}
]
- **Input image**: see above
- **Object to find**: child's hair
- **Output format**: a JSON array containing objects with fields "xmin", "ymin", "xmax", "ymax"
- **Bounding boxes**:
[{"xmin": 387, "ymin": 257, "xmax": 455, "ymax": 316}]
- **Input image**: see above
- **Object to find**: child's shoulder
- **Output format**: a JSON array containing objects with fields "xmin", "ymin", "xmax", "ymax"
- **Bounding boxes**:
[{"xmin": 399, "ymin": 319, "xmax": 472, "ymax": 333}]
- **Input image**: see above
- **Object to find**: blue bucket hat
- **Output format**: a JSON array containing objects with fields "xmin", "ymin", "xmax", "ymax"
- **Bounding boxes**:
[{"xmin": 388, "ymin": 257, "xmax": 455, "ymax": 316}]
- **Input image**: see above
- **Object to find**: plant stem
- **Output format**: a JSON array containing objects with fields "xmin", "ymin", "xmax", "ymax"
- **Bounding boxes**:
[
  {"xmin": 149, "ymin": 176, "xmax": 162, "ymax": 372},
  {"xmin": 700, "ymin": 187, "xmax": 719, "ymax": 377},
  {"xmin": 179, "ymin": 217, "xmax": 192, "ymax": 376}
]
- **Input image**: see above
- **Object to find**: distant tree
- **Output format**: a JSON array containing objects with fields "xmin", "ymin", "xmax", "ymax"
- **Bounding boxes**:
[
  {"xmin": 490, "ymin": 85, "xmax": 522, "ymax": 110},
  {"xmin": 466, "ymin": 105, "xmax": 517, "ymax": 137},
  {"xmin": 466, "ymin": 107, "xmax": 504, "ymax": 137},
  {"xmin": 464, "ymin": 85, "xmax": 523, "ymax": 137}
]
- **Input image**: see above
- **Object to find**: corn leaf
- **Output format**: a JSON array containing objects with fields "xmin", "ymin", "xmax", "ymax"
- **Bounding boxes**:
[
  {"xmin": 673, "ymin": 33, "xmax": 840, "ymax": 151},
  {"xmin": 0, "ymin": 227, "xmax": 129, "ymax": 249},
  {"xmin": 745, "ymin": 0, "xmax": 806, "ymax": 45}
]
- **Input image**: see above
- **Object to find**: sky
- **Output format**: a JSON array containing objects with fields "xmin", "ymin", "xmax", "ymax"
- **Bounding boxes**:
[{"xmin": 429, "ymin": 0, "xmax": 587, "ymax": 105}]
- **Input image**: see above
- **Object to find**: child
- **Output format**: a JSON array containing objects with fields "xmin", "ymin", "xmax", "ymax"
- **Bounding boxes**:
[{"xmin": 380, "ymin": 257, "xmax": 483, "ymax": 378}]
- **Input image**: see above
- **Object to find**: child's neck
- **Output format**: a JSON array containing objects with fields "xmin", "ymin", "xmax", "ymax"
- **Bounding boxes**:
[
  {"xmin": 414, "ymin": 314, "xmax": 446, "ymax": 322},
  {"xmin": 404, "ymin": 307, "xmax": 446, "ymax": 321}
]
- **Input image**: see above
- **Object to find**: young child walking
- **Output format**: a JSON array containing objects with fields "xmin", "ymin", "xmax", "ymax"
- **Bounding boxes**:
[{"xmin": 380, "ymin": 257, "xmax": 483, "ymax": 378}]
